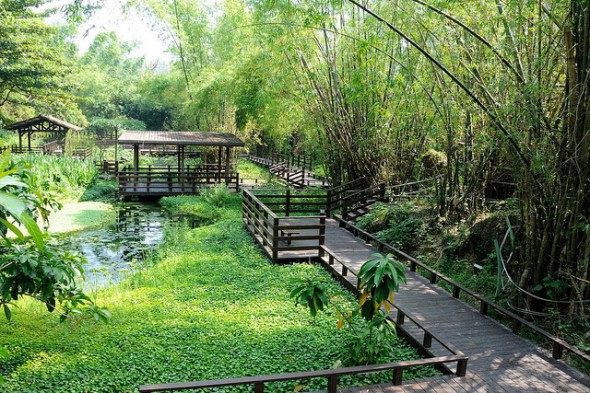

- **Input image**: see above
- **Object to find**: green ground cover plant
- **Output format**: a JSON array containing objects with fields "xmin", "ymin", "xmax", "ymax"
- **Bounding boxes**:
[
  {"xmin": 14, "ymin": 154, "xmax": 98, "ymax": 203},
  {"xmin": 45, "ymin": 202, "xmax": 115, "ymax": 234},
  {"xmin": 0, "ymin": 193, "xmax": 437, "ymax": 392}
]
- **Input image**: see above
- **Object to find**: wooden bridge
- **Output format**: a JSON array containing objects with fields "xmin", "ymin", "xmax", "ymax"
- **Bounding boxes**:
[
  {"xmin": 247, "ymin": 153, "xmax": 328, "ymax": 188},
  {"xmin": 140, "ymin": 187, "xmax": 590, "ymax": 392},
  {"xmin": 112, "ymin": 130, "xmax": 245, "ymax": 198}
]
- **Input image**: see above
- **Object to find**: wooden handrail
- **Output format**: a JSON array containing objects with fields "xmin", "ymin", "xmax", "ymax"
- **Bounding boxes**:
[
  {"xmin": 335, "ymin": 216, "xmax": 590, "ymax": 367},
  {"xmin": 319, "ymin": 245, "xmax": 465, "ymax": 360},
  {"xmin": 139, "ymin": 354, "xmax": 467, "ymax": 393}
]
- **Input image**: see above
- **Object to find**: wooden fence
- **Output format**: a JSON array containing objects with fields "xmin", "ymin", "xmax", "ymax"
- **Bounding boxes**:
[
  {"xmin": 119, "ymin": 165, "xmax": 239, "ymax": 196},
  {"xmin": 242, "ymin": 189, "xmax": 325, "ymax": 262},
  {"xmin": 139, "ymin": 353, "xmax": 467, "ymax": 392},
  {"xmin": 335, "ymin": 217, "xmax": 590, "ymax": 369}
]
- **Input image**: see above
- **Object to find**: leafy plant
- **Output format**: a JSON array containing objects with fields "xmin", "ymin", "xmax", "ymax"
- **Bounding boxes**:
[
  {"xmin": 290, "ymin": 279, "xmax": 330, "ymax": 318},
  {"xmin": 200, "ymin": 184, "xmax": 232, "ymax": 207},
  {"xmin": 0, "ymin": 151, "xmax": 108, "ymax": 323},
  {"xmin": 357, "ymin": 253, "xmax": 407, "ymax": 321},
  {"xmin": 292, "ymin": 252, "xmax": 407, "ymax": 366}
]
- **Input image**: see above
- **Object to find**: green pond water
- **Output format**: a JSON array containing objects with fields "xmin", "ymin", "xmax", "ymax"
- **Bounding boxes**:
[{"xmin": 59, "ymin": 203, "xmax": 201, "ymax": 286}]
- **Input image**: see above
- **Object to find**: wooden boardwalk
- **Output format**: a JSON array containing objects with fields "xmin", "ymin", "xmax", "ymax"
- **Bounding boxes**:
[{"xmin": 317, "ymin": 219, "xmax": 590, "ymax": 392}]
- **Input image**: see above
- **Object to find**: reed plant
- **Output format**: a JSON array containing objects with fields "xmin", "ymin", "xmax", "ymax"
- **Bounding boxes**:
[{"xmin": 15, "ymin": 154, "xmax": 98, "ymax": 202}]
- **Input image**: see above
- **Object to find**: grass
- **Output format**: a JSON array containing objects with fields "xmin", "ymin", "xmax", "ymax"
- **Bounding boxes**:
[
  {"xmin": 14, "ymin": 154, "xmax": 98, "ymax": 203},
  {"xmin": 45, "ymin": 202, "xmax": 115, "ymax": 234},
  {"xmin": 0, "ymin": 194, "xmax": 437, "ymax": 392}
]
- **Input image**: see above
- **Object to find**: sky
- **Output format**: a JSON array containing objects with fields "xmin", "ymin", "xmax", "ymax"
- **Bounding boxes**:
[{"xmin": 46, "ymin": 0, "xmax": 174, "ymax": 66}]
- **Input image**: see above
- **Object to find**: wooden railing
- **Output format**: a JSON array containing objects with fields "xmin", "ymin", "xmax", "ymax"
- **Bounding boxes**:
[
  {"xmin": 324, "ymin": 178, "xmax": 367, "ymax": 215},
  {"xmin": 341, "ymin": 183, "xmax": 387, "ymax": 220},
  {"xmin": 10, "ymin": 145, "xmax": 44, "ymax": 154},
  {"xmin": 139, "ymin": 353, "xmax": 467, "ymax": 393},
  {"xmin": 250, "ymin": 152, "xmax": 314, "ymax": 171},
  {"xmin": 253, "ymin": 189, "xmax": 327, "ymax": 216},
  {"xmin": 71, "ymin": 146, "xmax": 93, "ymax": 159},
  {"xmin": 119, "ymin": 165, "xmax": 240, "ymax": 196},
  {"xmin": 335, "ymin": 217, "xmax": 590, "ymax": 369},
  {"xmin": 319, "ymin": 245, "xmax": 467, "ymax": 373},
  {"xmin": 388, "ymin": 175, "xmax": 443, "ymax": 198},
  {"xmin": 95, "ymin": 160, "xmax": 119, "ymax": 178},
  {"xmin": 242, "ymin": 189, "xmax": 325, "ymax": 262}
]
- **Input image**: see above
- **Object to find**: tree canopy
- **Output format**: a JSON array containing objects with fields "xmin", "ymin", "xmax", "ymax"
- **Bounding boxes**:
[{"xmin": 1, "ymin": 0, "xmax": 589, "ymax": 320}]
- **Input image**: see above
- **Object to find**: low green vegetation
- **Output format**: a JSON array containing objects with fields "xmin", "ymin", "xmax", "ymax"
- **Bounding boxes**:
[
  {"xmin": 14, "ymin": 154, "xmax": 98, "ymax": 203},
  {"xmin": 237, "ymin": 159, "xmax": 273, "ymax": 182},
  {"xmin": 0, "ymin": 193, "xmax": 437, "ymax": 392},
  {"xmin": 356, "ymin": 202, "xmax": 426, "ymax": 252},
  {"xmin": 46, "ymin": 202, "xmax": 115, "ymax": 234}
]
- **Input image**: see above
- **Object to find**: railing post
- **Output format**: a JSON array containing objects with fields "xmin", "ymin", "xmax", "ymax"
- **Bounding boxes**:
[
  {"xmin": 342, "ymin": 196, "xmax": 348, "ymax": 222},
  {"xmin": 326, "ymin": 190, "xmax": 332, "ymax": 217},
  {"xmin": 552, "ymin": 341, "xmax": 564, "ymax": 359},
  {"xmin": 512, "ymin": 320, "xmax": 522, "ymax": 334},
  {"xmin": 453, "ymin": 286, "xmax": 461, "ymax": 298},
  {"xmin": 430, "ymin": 272, "xmax": 437, "ymax": 284},
  {"xmin": 272, "ymin": 217, "xmax": 279, "ymax": 262},
  {"xmin": 423, "ymin": 332, "xmax": 432, "ymax": 348},
  {"xmin": 319, "ymin": 216, "xmax": 325, "ymax": 253},
  {"xmin": 456, "ymin": 359, "xmax": 468, "ymax": 377},
  {"xmin": 327, "ymin": 375, "xmax": 338, "ymax": 393},
  {"xmin": 254, "ymin": 382, "xmax": 264, "ymax": 393},
  {"xmin": 393, "ymin": 368, "xmax": 403, "ymax": 385},
  {"xmin": 396, "ymin": 310, "xmax": 405, "ymax": 325},
  {"xmin": 479, "ymin": 301, "xmax": 488, "ymax": 315},
  {"xmin": 285, "ymin": 189, "xmax": 291, "ymax": 217}
]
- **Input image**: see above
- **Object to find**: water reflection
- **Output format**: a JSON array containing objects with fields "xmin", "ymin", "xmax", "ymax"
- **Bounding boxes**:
[{"xmin": 60, "ymin": 203, "xmax": 191, "ymax": 287}]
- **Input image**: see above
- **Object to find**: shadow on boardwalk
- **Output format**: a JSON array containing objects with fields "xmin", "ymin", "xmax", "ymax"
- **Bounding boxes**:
[{"xmin": 319, "ymin": 219, "xmax": 590, "ymax": 392}]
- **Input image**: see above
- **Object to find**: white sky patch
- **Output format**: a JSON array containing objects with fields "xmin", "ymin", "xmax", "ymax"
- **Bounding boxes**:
[{"xmin": 45, "ymin": 0, "xmax": 175, "ymax": 67}]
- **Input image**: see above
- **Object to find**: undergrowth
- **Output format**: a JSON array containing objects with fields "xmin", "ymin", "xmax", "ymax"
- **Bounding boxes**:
[{"xmin": 0, "ymin": 193, "xmax": 438, "ymax": 392}]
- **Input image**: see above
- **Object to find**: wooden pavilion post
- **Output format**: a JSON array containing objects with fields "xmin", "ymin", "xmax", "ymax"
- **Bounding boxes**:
[
  {"xmin": 225, "ymin": 146, "xmax": 231, "ymax": 184},
  {"xmin": 133, "ymin": 144, "xmax": 139, "ymax": 182},
  {"xmin": 18, "ymin": 131, "xmax": 23, "ymax": 152},
  {"xmin": 218, "ymin": 146, "xmax": 222, "ymax": 181},
  {"xmin": 27, "ymin": 130, "xmax": 31, "ymax": 151}
]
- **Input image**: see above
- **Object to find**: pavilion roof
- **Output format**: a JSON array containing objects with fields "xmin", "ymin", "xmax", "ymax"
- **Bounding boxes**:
[
  {"xmin": 6, "ymin": 115, "xmax": 82, "ymax": 132},
  {"xmin": 117, "ymin": 130, "xmax": 245, "ymax": 147}
]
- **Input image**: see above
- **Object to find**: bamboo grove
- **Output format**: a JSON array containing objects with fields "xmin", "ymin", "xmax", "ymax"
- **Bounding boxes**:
[
  {"xmin": 1, "ymin": 0, "xmax": 589, "ymax": 319},
  {"xmin": 139, "ymin": 0, "xmax": 590, "ymax": 320}
]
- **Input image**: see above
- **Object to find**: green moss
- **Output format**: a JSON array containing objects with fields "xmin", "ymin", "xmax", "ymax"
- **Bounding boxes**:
[
  {"xmin": 46, "ymin": 202, "xmax": 115, "ymax": 234},
  {"xmin": 0, "ymin": 194, "xmax": 436, "ymax": 392}
]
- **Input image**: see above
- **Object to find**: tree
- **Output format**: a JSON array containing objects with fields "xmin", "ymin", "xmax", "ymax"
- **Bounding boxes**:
[
  {"xmin": 0, "ymin": 151, "xmax": 109, "ymax": 322},
  {"xmin": 0, "ymin": 0, "xmax": 83, "ymax": 122}
]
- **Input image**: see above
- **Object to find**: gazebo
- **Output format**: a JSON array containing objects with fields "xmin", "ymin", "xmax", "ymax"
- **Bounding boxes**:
[
  {"xmin": 117, "ymin": 130, "xmax": 245, "ymax": 197},
  {"xmin": 6, "ymin": 115, "xmax": 82, "ymax": 154}
]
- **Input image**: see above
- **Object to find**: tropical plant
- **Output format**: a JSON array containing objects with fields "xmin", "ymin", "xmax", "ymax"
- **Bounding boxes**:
[
  {"xmin": 291, "ymin": 252, "xmax": 407, "ymax": 365},
  {"xmin": 0, "ymin": 151, "xmax": 108, "ymax": 322},
  {"xmin": 200, "ymin": 184, "xmax": 232, "ymax": 207}
]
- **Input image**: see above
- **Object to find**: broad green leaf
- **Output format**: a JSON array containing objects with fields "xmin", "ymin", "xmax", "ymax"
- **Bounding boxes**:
[
  {"xmin": 0, "ymin": 216, "xmax": 24, "ymax": 240},
  {"xmin": 3, "ymin": 304, "xmax": 11, "ymax": 321},
  {"xmin": 19, "ymin": 212, "xmax": 45, "ymax": 251},
  {"xmin": 0, "ymin": 191, "xmax": 27, "ymax": 221}
]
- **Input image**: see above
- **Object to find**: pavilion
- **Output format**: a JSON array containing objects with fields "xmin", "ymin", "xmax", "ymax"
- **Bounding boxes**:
[
  {"xmin": 5, "ymin": 115, "xmax": 82, "ymax": 154},
  {"xmin": 117, "ymin": 130, "xmax": 245, "ymax": 197}
]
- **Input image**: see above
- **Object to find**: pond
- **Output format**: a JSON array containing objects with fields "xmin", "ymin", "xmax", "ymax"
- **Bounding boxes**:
[{"xmin": 59, "ymin": 203, "xmax": 200, "ymax": 287}]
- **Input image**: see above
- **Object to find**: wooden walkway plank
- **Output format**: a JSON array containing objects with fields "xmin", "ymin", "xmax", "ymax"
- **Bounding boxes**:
[{"xmin": 317, "ymin": 218, "xmax": 590, "ymax": 393}]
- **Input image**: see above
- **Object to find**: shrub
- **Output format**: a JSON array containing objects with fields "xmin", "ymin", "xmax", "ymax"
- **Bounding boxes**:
[
  {"xmin": 200, "ymin": 184, "xmax": 232, "ymax": 207},
  {"xmin": 357, "ymin": 202, "xmax": 424, "ymax": 252}
]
